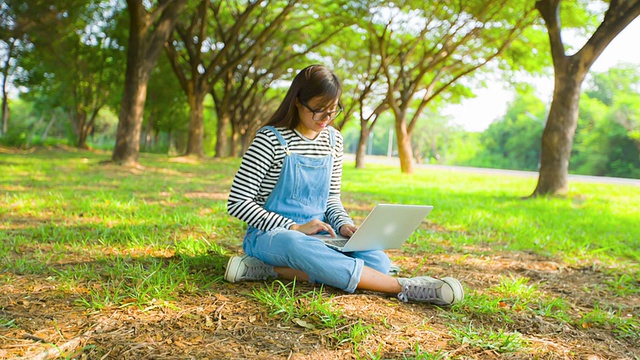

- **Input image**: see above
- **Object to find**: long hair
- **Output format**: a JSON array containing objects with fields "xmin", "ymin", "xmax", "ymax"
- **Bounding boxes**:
[{"xmin": 266, "ymin": 65, "xmax": 342, "ymax": 129}]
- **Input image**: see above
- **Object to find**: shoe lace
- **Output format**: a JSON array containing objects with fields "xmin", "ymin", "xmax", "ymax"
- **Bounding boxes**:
[
  {"xmin": 397, "ymin": 281, "xmax": 439, "ymax": 303},
  {"xmin": 244, "ymin": 263, "xmax": 271, "ymax": 280}
]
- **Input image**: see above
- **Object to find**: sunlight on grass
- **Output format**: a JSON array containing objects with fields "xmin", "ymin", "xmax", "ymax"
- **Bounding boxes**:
[
  {"xmin": 342, "ymin": 164, "xmax": 640, "ymax": 264},
  {"xmin": 450, "ymin": 323, "xmax": 529, "ymax": 353},
  {"xmin": 1, "ymin": 150, "xmax": 639, "ymax": 358},
  {"xmin": 579, "ymin": 303, "xmax": 640, "ymax": 340},
  {"xmin": 251, "ymin": 280, "xmax": 373, "ymax": 349}
]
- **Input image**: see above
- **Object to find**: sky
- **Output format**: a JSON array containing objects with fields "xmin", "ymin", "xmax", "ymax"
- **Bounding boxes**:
[{"xmin": 444, "ymin": 18, "xmax": 640, "ymax": 132}]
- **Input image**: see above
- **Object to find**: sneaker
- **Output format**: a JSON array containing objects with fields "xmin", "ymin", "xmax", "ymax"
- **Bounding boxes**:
[
  {"xmin": 224, "ymin": 254, "xmax": 277, "ymax": 283},
  {"xmin": 397, "ymin": 276, "xmax": 464, "ymax": 306}
]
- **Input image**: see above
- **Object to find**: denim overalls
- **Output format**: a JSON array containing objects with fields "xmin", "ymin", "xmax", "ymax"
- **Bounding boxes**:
[{"xmin": 242, "ymin": 126, "xmax": 391, "ymax": 293}]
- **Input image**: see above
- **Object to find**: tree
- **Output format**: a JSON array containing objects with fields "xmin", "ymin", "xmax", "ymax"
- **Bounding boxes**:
[
  {"xmin": 3, "ymin": 0, "xmax": 121, "ymax": 149},
  {"xmin": 210, "ymin": 2, "xmax": 350, "ymax": 157},
  {"xmin": 111, "ymin": 0, "xmax": 186, "ymax": 166},
  {"xmin": 532, "ymin": 0, "xmax": 640, "ymax": 196},
  {"xmin": 331, "ymin": 25, "xmax": 389, "ymax": 169},
  {"xmin": 0, "ymin": 0, "xmax": 32, "ymax": 136},
  {"xmin": 165, "ymin": 0, "xmax": 302, "ymax": 158},
  {"xmin": 365, "ymin": 1, "xmax": 538, "ymax": 173}
]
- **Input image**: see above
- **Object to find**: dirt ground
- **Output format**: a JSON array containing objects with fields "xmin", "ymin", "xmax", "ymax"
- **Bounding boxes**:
[
  {"xmin": 1, "ymin": 243, "xmax": 638, "ymax": 360},
  {"xmin": 1, "ymin": 147, "xmax": 638, "ymax": 359}
]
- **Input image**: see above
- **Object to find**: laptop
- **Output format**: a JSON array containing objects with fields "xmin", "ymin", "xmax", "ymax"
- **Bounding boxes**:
[{"xmin": 313, "ymin": 204, "xmax": 433, "ymax": 252}]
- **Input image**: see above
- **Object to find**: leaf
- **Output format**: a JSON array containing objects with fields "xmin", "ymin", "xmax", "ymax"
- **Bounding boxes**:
[
  {"xmin": 215, "ymin": 294, "xmax": 230, "ymax": 301},
  {"xmin": 293, "ymin": 318, "xmax": 315, "ymax": 330}
]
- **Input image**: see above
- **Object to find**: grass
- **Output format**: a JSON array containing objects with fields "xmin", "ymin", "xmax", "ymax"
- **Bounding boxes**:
[{"xmin": 1, "ymin": 148, "xmax": 639, "ymax": 358}]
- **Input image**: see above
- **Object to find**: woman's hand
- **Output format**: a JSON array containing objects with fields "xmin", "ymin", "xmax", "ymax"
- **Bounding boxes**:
[
  {"xmin": 339, "ymin": 224, "xmax": 357, "ymax": 238},
  {"xmin": 290, "ymin": 220, "xmax": 336, "ymax": 237}
]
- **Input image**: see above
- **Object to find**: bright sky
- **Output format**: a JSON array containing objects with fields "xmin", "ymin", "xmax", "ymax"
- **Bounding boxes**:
[{"xmin": 444, "ymin": 18, "xmax": 640, "ymax": 132}]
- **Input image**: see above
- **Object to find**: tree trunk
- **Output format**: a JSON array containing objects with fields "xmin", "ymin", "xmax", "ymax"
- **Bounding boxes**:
[
  {"xmin": 230, "ymin": 127, "xmax": 240, "ymax": 158},
  {"xmin": 113, "ymin": 68, "xmax": 149, "ymax": 165},
  {"xmin": 215, "ymin": 112, "xmax": 230, "ymax": 158},
  {"xmin": 395, "ymin": 115, "xmax": 414, "ymax": 174},
  {"xmin": 532, "ymin": 0, "xmax": 640, "ymax": 196},
  {"xmin": 111, "ymin": 0, "xmax": 185, "ymax": 165},
  {"xmin": 1, "ymin": 94, "xmax": 8, "ymax": 136},
  {"xmin": 76, "ymin": 110, "xmax": 89, "ymax": 149},
  {"xmin": 185, "ymin": 92, "xmax": 205, "ymax": 156},
  {"xmin": 532, "ymin": 73, "xmax": 583, "ymax": 196},
  {"xmin": 1, "ymin": 39, "xmax": 15, "ymax": 137},
  {"xmin": 355, "ymin": 126, "xmax": 370, "ymax": 169}
]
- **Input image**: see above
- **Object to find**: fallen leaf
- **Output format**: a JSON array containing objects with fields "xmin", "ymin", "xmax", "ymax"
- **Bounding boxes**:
[
  {"xmin": 293, "ymin": 318, "xmax": 315, "ymax": 330},
  {"xmin": 216, "ymin": 294, "xmax": 230, "ymax": 301}
]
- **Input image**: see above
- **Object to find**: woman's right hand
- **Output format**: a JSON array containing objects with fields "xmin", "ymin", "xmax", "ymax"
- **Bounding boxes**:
[{"xmin": 291, "ymin": 220, "xmax": 336, "ymax": 237}]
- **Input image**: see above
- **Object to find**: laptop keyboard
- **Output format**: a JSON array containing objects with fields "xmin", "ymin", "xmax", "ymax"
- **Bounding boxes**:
[{"xmin": 324, "ymin": 239, "xmax": 348, "ymax": 247}]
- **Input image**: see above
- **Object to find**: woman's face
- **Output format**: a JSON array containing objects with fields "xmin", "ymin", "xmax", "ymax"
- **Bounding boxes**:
[{"xmin": 295, "ymin": 96, "xmax": 341, "ymax": 139}]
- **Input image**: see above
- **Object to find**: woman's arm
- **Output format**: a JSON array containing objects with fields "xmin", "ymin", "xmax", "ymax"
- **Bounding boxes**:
[{"xmin": 227, "ymin": 130, "xmax": 295, "ymax": 231}]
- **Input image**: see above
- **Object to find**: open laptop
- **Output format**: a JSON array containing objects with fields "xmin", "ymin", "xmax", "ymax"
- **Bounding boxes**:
[{"xmin": 313, "ymin": 204, "xmax": 433, "ymax": 252}]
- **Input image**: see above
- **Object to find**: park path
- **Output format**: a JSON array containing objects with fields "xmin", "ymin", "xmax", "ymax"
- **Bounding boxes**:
[{"xmin": 344, "ymin": 153, "xmax": 640, "ymax": 186}]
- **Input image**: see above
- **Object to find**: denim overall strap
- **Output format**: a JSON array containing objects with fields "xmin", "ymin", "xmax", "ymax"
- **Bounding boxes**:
[
  {"xmin": 262, "ymin": 126, "xmax": 289, "ymax": 153},
  {"xmin": 328, "ymin": 126, "xmax": 335, "ymax": 148},
  {"xmin": 261, "ymin": 127, "xmax": 334, "ymax": 225}
]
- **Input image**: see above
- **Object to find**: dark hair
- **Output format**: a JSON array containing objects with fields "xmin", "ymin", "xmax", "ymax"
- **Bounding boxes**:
[{"xmin": 266, "ymin": 65, "xmax": 342, "ymax": 129}]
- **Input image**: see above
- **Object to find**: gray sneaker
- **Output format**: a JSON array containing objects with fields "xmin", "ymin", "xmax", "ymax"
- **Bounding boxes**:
[
  {"xmin": 224, "ymin": 255, "xmax": 277, "ymax": 283},
  {"xmin": 397, "ymin": 276, "xmax": 464, "ymax": 306}
]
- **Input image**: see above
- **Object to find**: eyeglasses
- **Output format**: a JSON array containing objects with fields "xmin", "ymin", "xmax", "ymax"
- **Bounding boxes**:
[{"xmin": 299, "ymin": 99, "xmax": 343, "ymax": 121}]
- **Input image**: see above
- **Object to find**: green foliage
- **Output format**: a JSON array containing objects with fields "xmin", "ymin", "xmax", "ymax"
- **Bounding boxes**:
[
  {"xmin": 461, "ymin": 65, "xmax": 640, "ymax": 179},
  {"xmin": 571, "ymin": 65, "xmax": 640, "ymax": 178},
  {"xmin": 7, "ymin": 0, "xmax": 126, "ymax": 148},
  {"xmin": 462, "ymin": 86, "xmax": 545, "ymax": 170}
]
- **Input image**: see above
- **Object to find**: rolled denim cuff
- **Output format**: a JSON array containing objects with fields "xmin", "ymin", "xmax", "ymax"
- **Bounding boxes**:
[{"xmin": 344, "ymin": 258, "xmax": 364, "ymax": 293}]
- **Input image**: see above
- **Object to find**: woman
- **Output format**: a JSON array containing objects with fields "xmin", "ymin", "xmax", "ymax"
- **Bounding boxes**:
[{"xmin": 225, "ymin": 65, "xmax": 463, "ymax": 305}]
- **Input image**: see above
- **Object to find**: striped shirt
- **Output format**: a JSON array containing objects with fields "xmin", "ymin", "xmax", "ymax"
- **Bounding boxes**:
[{"xmin": 227, "ymin": 126, "xmax": 353, "ymax": 232}]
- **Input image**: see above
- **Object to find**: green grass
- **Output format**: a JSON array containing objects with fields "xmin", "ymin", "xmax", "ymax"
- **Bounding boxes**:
[
  {"xmin": 344, "ymin": 165, "xmax": 639, "ymax": 263},
  {"xmin": 251, "ymin": 280, "xmax": 373, "ymax": 348},
  {"xmin": 1, "ymin": 149, "xmax": 639, "ymax": 358}
]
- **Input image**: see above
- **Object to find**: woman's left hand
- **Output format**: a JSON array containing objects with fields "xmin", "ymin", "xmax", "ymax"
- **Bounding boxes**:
[{"xmin": 339, "ymin": 224, "xmax": 357, "ymax": 238}]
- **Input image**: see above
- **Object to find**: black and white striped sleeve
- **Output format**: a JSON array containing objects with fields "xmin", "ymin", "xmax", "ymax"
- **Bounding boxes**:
[{"xmin": 227, "ymin": 130, "xmax": 295, "ymax": 231}]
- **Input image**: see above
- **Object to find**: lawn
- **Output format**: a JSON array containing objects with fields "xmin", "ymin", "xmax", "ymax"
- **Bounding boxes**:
[{"xmin": 1, "ymin": 147, "xmax": 639, "ymax": 359}]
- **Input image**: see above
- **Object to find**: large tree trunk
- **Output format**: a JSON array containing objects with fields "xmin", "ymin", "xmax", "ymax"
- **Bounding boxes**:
[
  {"xmin": 395, "ymin": 118, "xmax": 414, "ymax": 174},
  {"xmin": 533, "ymin": 70, "xmax": 583, "ymax": 196},
  {"xmin": 532, "ymin": 0, "xmax": 640, "ymax": 196},
  {"xmin": 113, "ymin": 63, "xmax": 150, "ymax": 165},
  {"xmin": 111, "ymin": 0, "xmax": 185, "ymax": 166}
]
